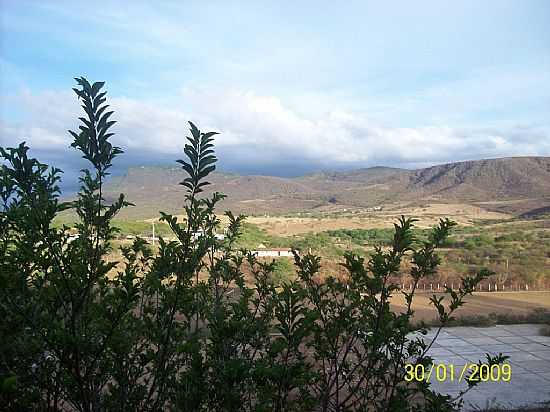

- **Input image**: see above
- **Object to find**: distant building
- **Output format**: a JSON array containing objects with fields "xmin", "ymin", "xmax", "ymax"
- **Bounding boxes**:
[
  {"xmin": 191, "ymin": 230, "xmax": 204, "ymax": 240},
  {"xmin": 67, "ymin": 234, "xmax": 79, "ymax": 243},
  {"xmin": 192, "ymin": 230, "xmax": 225, "ymax": 241},
  {"xmin": 251, "ymin": 244, "xmax": 293, "ymax": 257},
  {"xmin": 63, "ymin": 229, "xmax": 80, "ymax": 244}
]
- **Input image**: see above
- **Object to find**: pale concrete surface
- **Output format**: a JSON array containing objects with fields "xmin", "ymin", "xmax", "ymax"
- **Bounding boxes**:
[{"xmin": 419, "ymin": 324, "xmax": 550, "ymax": 410}]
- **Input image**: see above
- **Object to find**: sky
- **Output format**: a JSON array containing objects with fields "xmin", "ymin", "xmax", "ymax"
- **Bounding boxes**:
[{"xmin": 1, "ymin": 0, "xmax": 549, "ymax": 187}]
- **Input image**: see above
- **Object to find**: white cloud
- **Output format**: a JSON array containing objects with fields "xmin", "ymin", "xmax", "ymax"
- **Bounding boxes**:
[{"xmin": 1, "ymin": 87, "xmax": 549, "ymax": 174}]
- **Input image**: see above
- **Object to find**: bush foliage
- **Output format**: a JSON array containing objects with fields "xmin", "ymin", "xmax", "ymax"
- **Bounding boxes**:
[{"xmin": 0, "ymin": 78, "xmax": 505, "ymax": 411}]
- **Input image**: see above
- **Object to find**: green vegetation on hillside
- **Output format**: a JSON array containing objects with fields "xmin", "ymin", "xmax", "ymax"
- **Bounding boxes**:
[
  {"xmin": 233, "ymin": 222, "xmax": 287, "ymax": 249},
  {"xmin": 271, "ymin": 257, "xmax": 295, "ymax": 284},
  {"xmin": 326, "ymin": 228, "xmax": 394, "ymax": 245},
  {"xmin": 111, "ymin": 220, "xmax": 173, "ymax": 237}
]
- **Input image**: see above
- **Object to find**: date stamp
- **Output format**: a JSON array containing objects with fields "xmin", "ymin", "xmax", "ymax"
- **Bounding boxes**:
[{"xmin": 404, "ymin": 363, "xmax": 512, "ymax": 383}]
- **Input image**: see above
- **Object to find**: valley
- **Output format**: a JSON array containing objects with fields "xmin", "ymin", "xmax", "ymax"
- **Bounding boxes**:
[{"xmin": 55, "ymin": 155, "xmax": 550, "ymax": 323}]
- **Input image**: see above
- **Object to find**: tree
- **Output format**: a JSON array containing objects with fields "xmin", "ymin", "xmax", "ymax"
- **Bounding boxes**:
[{"xmin": 1, "ymin": 78, "xmax": 505, "ymax": 411}]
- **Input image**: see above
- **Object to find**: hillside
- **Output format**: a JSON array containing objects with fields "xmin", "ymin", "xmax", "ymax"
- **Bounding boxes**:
[
  {"xmin": 406, "ymin": 157, "xmax": 550, "ymax": 199},
  {"xmin": 102, "ymin": 157, "xmax": 550, "ymax": 219}
]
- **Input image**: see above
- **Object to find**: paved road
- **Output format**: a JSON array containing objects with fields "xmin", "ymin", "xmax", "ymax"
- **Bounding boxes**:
[{"xmin": 419, "ymin": 324, "xmax": 550, "ymax": 410}]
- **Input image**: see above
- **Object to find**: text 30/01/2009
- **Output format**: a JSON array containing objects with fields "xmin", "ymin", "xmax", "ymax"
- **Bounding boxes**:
[{"xmin": 404, "ymin": 363, "xmax": 512, "ymax": 383}]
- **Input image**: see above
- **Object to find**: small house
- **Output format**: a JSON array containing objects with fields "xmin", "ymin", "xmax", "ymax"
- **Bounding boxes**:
[{"xmin": 251, "ymin": 245, "xmax": 293, "ymax": 258}]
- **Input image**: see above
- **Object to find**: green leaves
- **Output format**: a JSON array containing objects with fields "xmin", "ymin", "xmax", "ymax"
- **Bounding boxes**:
[
  {"xmin": 0, "ymin": 375, "xmax": 17, "ymax": 394},
  {"xmin": 177, "ymin": 121, "xmax": 218, "ymax": 195},
  {"xmin": 0, "ymin": 78, "xmax": 141, "ymax": 412},
  {"xmin": 428, "ymin": 218, "xmax": 457, "ymax": 246},
  {"xmin": 69, "ymin": 77, "xmax": 121, "ymax": 173},
  {"xmin": 392, "ymin": 215, "xmax": 417, "ymax": 254}
]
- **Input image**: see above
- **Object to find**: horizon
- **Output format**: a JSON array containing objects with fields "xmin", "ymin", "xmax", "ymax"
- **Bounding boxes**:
[
  {"xmin": 1, "ymin": 0, "xmax": 550, "ymax": 190},
  {"xmin": 120, "ymin": 153, "xmax": 550, "ymax": 177}
]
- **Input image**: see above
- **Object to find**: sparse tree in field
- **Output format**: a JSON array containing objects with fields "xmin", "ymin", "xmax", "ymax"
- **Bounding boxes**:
[{"xmin": 0, "ymin": 78, "xmax": 506, "ymax": 411}]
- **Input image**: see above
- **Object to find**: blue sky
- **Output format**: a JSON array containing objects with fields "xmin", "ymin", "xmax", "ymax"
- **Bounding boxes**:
[{"xmin": 1, "ymin": 0, "xmax": 549, "ymax": 182}]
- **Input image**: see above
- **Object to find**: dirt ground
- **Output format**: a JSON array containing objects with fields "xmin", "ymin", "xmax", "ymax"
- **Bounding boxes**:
[
  {"xmin": 143, "ymin": 202, "xmax": 512, "ymax": 237},
  {"xmin": 390, "ymin": 291, "xmax": 550, "ymax": 322},
  {"xmin": 244, "ymin": 203, "xmax": 511, "ymax": 236}
]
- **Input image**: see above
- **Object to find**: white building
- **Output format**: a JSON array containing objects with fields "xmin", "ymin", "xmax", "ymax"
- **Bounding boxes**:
[
  {"xmin": 191, "ymin": 230, "xmax": 204, "ymax": 240},
  {"xmin": 251, "ymin": 244, "xmax": 293, "ymax": 258},
  {"xmin": 192, "ymin": 230, "xmax": 225, "ymax": 241},
  {"xmin": 67, "ymin": 234, "xmax": 80, "ymax": 243}
]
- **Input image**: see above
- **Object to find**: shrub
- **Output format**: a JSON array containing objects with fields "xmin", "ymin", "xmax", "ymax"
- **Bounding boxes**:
[
  {"xmin": 234, "ymin": 222, "xmax": 286, "ymax": 249},
  {"xmin": 271, "ymin": 257, "xmax": 295, "ymax": 284},
  {"xmin": 326, "ymin": 228, "xmax": 395, "ymax": 246},
  {"xmin": 464, "ymin": 234, "xmax": 495, "ymax": 250},
  {"xmin": 291, "ymin": 232, "xmax": 343, "ymax": 257},
  {"xmin": 0, "ymin": 78, "xmax": 504, "ymax": 412}
]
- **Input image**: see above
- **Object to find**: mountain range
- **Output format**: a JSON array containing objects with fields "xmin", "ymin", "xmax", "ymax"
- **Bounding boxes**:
[{"xmin": 103, "ymin": 156, "xmax": 550, "ymax": 219}]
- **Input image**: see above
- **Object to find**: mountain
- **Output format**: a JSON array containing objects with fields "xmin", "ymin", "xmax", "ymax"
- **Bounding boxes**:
[
  {"xmin": 103, "ymin": 157, "xmax": 550, "ymax": 218},
  {"xmin": 405, "ymin": 157, "xmax": 550, "ymax": 199}
]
